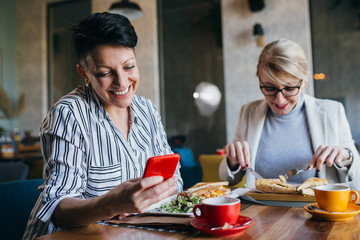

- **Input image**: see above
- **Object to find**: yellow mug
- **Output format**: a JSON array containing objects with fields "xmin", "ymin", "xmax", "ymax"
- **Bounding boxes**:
[{"xmin": 314, "ymin": 185, "xmax": 359, "ymax": 212}]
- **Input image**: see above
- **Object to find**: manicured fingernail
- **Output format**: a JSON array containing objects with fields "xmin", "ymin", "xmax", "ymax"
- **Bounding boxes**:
[
  {"xmin": 246, "ymin": 164, "xmax": 249, "ymax": 168},
  {"xmin": 306, "ymin": 166, "xmax": 310, "ymax": 170}
]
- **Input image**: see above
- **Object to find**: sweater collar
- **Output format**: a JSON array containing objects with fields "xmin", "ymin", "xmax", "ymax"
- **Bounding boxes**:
[{"xmin": 270, "ymin": 91, "xmax": 305, "ymax": 119}]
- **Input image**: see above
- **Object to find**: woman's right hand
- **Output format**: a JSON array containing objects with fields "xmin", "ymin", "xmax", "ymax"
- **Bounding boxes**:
[
  {"xmin": 102, "ymin": 176, "xmax": 178, "ymax": 218},
  {"xmin": 225, "ymin": 141, "xmax": 251, "ymax": 171}
]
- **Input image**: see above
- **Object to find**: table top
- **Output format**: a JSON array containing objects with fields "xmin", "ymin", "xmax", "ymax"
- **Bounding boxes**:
[{"xmin": 36, "ymin": 201, "xmax": 360, "ymax": 240}]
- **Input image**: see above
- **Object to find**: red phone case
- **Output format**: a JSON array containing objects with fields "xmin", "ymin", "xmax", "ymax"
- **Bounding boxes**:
[{"xmin": 143, "ymin": 153, "xmax": 180, "ymax": 179}]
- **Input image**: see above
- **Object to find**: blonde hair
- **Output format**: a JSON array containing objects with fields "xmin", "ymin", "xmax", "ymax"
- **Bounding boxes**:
[{"xmin": 256, "ymin": 39, "xmax": 308, "ymax": 85}]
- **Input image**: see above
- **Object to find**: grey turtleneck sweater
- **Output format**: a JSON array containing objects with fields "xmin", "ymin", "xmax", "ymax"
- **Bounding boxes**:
[{"xmin": 255, "ymin": 92, "xmax": 316, "ymax": 184}]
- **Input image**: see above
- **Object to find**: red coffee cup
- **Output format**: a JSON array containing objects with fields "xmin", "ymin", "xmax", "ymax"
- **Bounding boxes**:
[{"xmin": 192, "ymin": 197, "xmax": 240, "ymax": 228}]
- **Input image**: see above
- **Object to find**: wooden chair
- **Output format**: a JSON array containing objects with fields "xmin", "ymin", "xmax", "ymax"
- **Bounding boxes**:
[{"xmin": 199, "ymin": 154, "xmax": 246, "ymax": 188}]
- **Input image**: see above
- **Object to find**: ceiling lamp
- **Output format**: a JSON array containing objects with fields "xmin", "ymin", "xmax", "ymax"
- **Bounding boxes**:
[
  {"xmin": 193, "ymin": 82, "xmax": 222, "ymax": 117},
  {"xmin": 108, "ymin": 0, "xmax": 144, "ymax": 20},
  {"xmin": 248, "ymin": 0, "xmax": 265, "ymax": 12}
]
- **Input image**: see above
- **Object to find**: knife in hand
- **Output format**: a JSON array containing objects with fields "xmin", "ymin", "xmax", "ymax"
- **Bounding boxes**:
[
  {"xmin": 248, "ymin": 167, "xmax": 264, "ymax": 179},
  {"xmin": 223, "ymin": 147, "xmax": 264, "ymax": 179}
]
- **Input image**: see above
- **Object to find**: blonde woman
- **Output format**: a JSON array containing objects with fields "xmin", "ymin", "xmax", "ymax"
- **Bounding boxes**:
[{"xmin": 220, "ymin": 39, "xmax": 360, "ymax": 190}]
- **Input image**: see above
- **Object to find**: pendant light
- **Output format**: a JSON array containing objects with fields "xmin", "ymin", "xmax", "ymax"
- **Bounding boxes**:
[
  {"xmin": 108, "ymin": 0, "xmax": 144, "ymax": 20},
  {"xmin": 193, "ymin": 82, "xmax": 222, "ymax": 117}
]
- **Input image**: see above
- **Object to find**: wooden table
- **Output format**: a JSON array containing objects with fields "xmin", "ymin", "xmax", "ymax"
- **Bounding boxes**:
[{"xmin": 36, "ymin": 201, "xmax": 360, "ymax": 240}]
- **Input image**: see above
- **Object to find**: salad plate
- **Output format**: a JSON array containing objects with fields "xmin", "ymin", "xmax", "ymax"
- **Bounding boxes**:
[
  {"xmin": 144, "ymin": 188, "xmax": 243, "ymax": 217},
  {"xmin": 145, "ymin": 208, "xmax": 194, "ymax": 217},
  {"xmin": 145, "ymin": 194, "xmax": 195, "ymax": 217}
]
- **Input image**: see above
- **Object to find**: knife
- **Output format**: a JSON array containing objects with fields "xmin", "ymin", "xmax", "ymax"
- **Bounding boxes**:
[
  {"xmin": 223, "ymin": 147, "xmax": 264, "ymax": 179},
  {"xmin": 248, "ymin": 167, "xmax": 264, "ymax": 179}
]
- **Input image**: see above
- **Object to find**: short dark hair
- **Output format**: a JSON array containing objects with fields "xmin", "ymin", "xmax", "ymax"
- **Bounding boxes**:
[{"xmin": 72, "ymin": 12, "xmax": 138, "ymax": 63}]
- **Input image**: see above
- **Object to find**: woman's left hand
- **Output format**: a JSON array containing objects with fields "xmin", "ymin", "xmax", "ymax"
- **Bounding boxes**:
[{"xmin": 307, "ymin": 145, "xmax": 350, "ymax": 171}]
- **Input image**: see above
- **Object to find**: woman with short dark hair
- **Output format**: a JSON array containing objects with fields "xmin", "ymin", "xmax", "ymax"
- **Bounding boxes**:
[{"xmin": 23, "ymin": 12, "xmax": 183, "ymax": 240}]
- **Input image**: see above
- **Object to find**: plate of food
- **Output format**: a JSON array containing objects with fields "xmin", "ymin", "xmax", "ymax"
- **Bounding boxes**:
[
  {"xmin": 145, "ymin": 181, "xmax": 237, "ymax": 217},
  {"xmin": 244, "ymin": 177, "xmax": 328, "ymax": 202}
]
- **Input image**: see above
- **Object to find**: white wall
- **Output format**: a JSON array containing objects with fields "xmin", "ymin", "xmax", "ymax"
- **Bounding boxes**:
[{"xmin": 221, "ymin": 0, "xmax": 314, "ymax": 143}]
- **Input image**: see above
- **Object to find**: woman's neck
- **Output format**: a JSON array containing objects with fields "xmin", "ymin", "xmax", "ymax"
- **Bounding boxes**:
[{"xmin": 106, "ymin": 106, "xmax": 130, "ymax": 139}]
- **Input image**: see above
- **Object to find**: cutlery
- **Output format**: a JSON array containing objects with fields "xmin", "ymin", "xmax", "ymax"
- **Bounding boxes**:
[
  {"xmin": 283, "ymin": 162, "xmax": 343, "ymax": 181},
  {"xmin": 281, "ymin": 168, "xmax": 307, "ymax": 181},
  {"xmin": 248, "ymin": 167, "xmax": 264, "ymax": 179},
  {"xmin": 210, "ymin": 220, "xmax": 252, "ymax": 230},
  {"xmin": 222, "ymin": 147, "xmax": 263, "ymax": 179}
]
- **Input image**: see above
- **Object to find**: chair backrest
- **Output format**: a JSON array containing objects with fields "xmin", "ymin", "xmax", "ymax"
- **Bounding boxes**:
[
  {"xmin": 173, "ymin": 147, "xmax": 199, "ymax": 167},
  {"xmin": 199, "ymin": 154, "xmax": 246, "ymax": 188},
  {"xmin": 0, "ymin": 178, "xmax": 43, "ymax": 240},
  {"xmin": 0, "ymin": 162, "xmax": 29, "ymax": 183},
  {"xmin": 199, "ymin": 154, "xmax": 223, "ymax": 182}
]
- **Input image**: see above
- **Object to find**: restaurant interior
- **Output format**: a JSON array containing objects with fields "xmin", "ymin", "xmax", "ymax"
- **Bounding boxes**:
[{"xmin": 0, "ymin": 0, "xmax": 360, "ymax": 239}]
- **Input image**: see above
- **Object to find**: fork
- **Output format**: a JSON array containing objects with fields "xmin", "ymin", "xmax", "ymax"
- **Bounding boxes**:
[{"xmin": 281, "ymin": 168, "xmax": 307, "ymax": 181}]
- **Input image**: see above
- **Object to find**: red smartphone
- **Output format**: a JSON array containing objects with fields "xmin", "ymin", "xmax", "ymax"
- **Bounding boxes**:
[{"xmin": 143, "ymin": 153, "xmax": 180, "ymax": 179}]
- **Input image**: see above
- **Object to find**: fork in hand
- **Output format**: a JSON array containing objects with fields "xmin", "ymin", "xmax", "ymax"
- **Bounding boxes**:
[{"xmin": 281, "ymin": 168, "xmax": 307, "ymax": 181}]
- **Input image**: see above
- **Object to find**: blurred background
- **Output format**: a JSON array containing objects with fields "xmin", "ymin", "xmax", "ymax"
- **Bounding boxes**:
[{"xmin": 0, "ymin": 0, "xmax": 360, "ymax": 162}]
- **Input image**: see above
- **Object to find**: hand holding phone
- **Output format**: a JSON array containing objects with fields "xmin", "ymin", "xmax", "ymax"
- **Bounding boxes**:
[{"xmin": 143, "ymin": 153, "xmax": 180, "ymax": 180}]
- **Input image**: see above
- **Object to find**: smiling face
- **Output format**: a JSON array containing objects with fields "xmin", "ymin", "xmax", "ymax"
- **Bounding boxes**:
[
  {"xmin": 259, "ymin": 72, "xmax": 303, "ymax": 115},
  {"xmin": 77, "ymin": 45, "xmax": 139, "ymax": 112}
]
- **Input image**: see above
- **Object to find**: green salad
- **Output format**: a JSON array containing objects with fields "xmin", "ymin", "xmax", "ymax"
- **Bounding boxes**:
[{"xmin": 159, "ymin": 195, "xmax": 203, "ymax": 213}]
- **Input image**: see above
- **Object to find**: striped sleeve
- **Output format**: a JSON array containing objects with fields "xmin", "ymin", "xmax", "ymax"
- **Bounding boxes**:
[{"xmin": 37, "ymin": 103, "xmax": 87, "ymax": 222}]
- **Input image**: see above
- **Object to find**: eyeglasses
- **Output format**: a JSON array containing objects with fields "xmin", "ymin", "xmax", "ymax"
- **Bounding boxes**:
[{"xmin": 260, "ymin": 80, "xmax": 302, "ymax": 97}]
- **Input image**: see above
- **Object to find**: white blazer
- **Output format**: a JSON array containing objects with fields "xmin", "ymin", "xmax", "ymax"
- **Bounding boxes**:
[{"xmin": 220, "ymin": 94, "xmax": 360, "ymax": 190}]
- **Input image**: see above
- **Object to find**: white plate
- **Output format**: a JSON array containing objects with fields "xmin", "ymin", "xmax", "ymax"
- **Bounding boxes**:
[
  {"xmin": 145, "ymin": 194, "xmax": 194, "ymax": 217},
  {"xmin": 144, "ymin": 188, "xmax": 246, "ymax": 217}
]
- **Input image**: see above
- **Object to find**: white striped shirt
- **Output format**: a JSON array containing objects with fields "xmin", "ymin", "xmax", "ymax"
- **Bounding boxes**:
[{"xmin": 23, "ymin": 85, "xmax": 183, "ymax": 240}]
